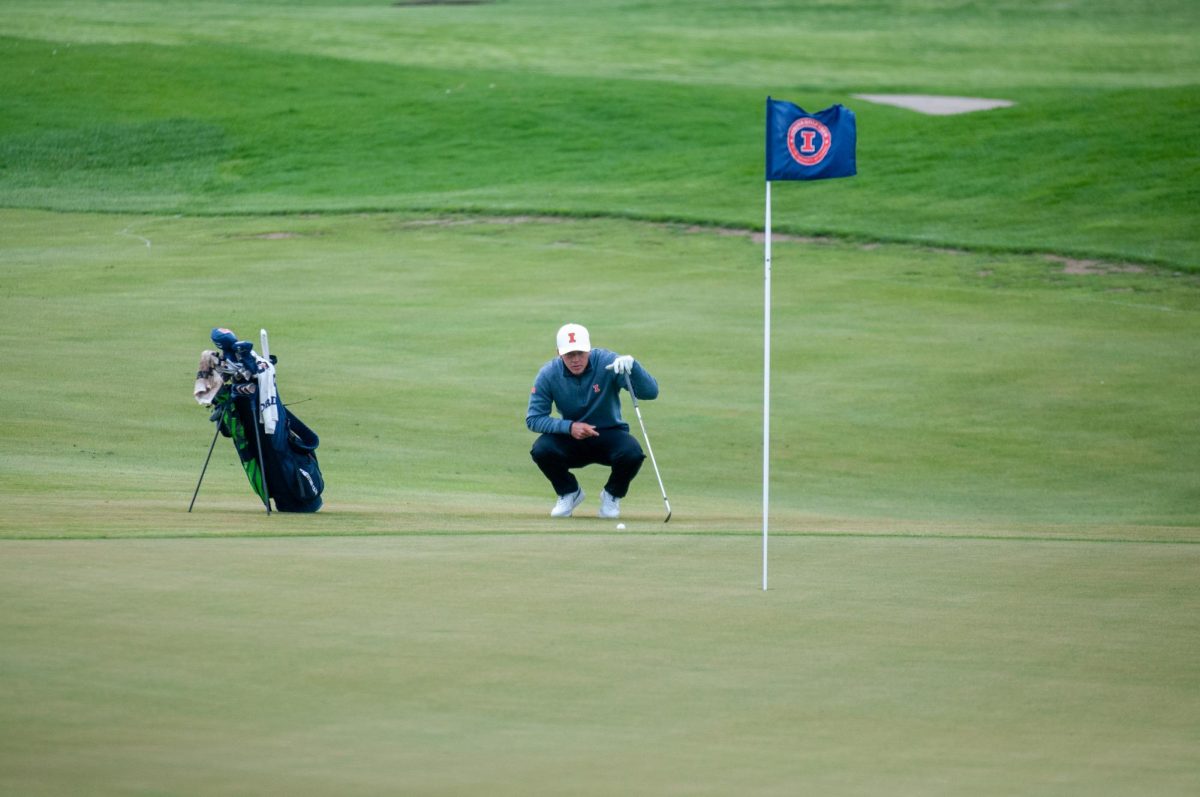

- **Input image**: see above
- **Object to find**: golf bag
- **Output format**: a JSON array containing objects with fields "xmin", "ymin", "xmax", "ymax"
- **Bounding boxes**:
[
  {"xmin": 214, "ymin": 383, "xmax": 324, "ymax": 512},
  {"xmin": 192, "ymin": 328, "xmax": 324, "ymax": 513}
]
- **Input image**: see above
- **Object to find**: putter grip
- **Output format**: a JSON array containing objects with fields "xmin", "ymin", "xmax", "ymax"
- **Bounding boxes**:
[{"xmin": 623, "ymin": 371, "xmax": 638, "ymax": 404}]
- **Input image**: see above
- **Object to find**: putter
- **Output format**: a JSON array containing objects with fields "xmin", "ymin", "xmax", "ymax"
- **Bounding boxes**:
[{"xmin": 622, "ymin": 371, "xmax": 672, "ymax": 522}]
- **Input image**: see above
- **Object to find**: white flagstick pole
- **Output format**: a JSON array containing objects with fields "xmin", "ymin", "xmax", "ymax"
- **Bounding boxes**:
[{"xmin": 763, "ymin": 180, "xmax": 772, "ymax": 591}]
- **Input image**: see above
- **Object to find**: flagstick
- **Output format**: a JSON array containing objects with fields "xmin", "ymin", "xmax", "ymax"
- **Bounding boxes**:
[
  {"xmin": 762, "ymin": 97, "xmax": 856, "ymax": 592},
  {"xmin": 763, "ymin": 180, "xmax": 772, "ymax": 591}
]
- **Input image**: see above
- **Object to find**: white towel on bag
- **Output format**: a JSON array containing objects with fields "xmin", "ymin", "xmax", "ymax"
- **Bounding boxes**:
[{"xmin": 256, "ymin": 356, "xmax": 279, "ymax": 434}]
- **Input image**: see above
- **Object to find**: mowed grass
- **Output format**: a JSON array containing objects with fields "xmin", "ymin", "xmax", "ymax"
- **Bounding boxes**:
[
  {"xmin": 2, "ymin": 209, "xmax": 1198, "ymax": 539},
  {"xmin": 2, "ymin": 1, "xmax": 1200, "ymax": 793},
  {"xmin": 2, "ymin": 183, "xmax": 1199, "ymax": 797},
  {"xmin": 2, "ymin": 535, "xmax": 1198, "ymax": 796}
]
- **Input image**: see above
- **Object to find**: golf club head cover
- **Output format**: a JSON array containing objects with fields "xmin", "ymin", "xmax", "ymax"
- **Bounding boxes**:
[
  {"xmin": 211, "ymin": 327, "xmax": 239, "ymax": 354},
  {"xmin": 233, "ymin": 340, "xmax": 260, "ymax": 374}
]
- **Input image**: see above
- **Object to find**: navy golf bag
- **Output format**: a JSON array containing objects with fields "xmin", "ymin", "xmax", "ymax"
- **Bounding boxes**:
[
  {"xmin": 192, "ymin": 327, "xmax": 325, "ymax": 513},
  {"xmin": 216, "ymin": 384, "xmax": 324, "ymax": 513}
]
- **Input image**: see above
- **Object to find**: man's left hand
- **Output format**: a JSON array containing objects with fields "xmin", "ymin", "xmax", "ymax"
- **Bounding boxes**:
[{"xmin": 606, "ymin": 355, "xmax": 635, "ymax": 375}]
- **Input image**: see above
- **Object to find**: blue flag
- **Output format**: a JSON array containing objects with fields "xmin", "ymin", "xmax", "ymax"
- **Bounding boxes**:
[{"xmin": 765, "ymin": 98, "xmax": 856, "ymax": 181}]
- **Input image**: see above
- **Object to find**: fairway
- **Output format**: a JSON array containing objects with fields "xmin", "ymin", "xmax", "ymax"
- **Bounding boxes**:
[
  {"xmin": 3, "ymin": 210, "xmax": 1197, "ymax": 539},
  {"xmin": 2, "ymin": 0, "xmax": 1199, "ymax": 793}
]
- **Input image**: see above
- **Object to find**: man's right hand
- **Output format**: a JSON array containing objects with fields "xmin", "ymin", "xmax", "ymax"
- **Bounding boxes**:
[{"xmin": 570, "ymin": 422, "xmax": 599, "ymax": 439}]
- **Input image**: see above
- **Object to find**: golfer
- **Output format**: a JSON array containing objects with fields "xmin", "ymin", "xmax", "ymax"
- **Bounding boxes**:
[{"xmin": 526, "ymin": 323, "xmax": 659, "ymax": 518}]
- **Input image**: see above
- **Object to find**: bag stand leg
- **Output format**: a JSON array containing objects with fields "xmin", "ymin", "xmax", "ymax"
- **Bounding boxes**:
[{"xmin": 188, "ymin": 420, "xmax": 223, "ymax": 513}]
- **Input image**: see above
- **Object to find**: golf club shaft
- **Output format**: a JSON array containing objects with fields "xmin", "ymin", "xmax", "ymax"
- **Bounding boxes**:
[
  {"xmin": 623, "ymin": 372, "xmax": 672, "ymax": 522},
  {"xmin": 250, "ymin": 395, "xmax": 271, "ymax": 515}
]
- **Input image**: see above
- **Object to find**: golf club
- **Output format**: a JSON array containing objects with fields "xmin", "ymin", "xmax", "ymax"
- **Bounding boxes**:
[
  {"xmin": 622, "ymin": 371, "xmax": 671, "ymax": 522},
  {"xmin": 249, "ymin": 387, "xmax": 271, "ymax": 515}
]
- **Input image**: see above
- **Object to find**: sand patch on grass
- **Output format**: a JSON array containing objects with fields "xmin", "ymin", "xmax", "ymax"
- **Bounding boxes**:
[{"xmin": 854, "ymin": 94, "xmax": 1015, "ymax": 115}]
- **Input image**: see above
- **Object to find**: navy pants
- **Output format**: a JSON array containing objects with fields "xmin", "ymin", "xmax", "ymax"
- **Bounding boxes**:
[{"xmin": 530, "ymin": 429, "xmax": 645, "ymax": 498}]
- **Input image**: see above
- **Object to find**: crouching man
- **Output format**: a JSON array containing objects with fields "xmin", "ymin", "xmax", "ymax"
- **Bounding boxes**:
[{"xmin": 526, "ymin": 323, "xmax": 659, "ymax": 519}]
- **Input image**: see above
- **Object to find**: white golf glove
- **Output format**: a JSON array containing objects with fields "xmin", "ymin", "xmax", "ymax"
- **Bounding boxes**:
[{"xmin": 606, "ymin": 355, "xmax": 635, "ymax": 375}]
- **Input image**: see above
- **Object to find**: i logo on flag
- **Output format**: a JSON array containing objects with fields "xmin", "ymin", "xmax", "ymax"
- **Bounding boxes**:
[{"xmin": 787, "ymin": 118, "xmax": 832, "ymax": 165}]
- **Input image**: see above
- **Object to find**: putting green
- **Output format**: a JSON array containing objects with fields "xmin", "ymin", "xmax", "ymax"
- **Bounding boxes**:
[{"xmin": 1, "ymin": 534, "xmax": 1197, "ymax": 795}]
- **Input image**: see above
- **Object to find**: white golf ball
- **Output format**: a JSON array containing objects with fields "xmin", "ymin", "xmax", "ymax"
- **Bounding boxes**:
[{"xmin": 616, "ymin": 523, "xmax": 626, "ymax": 530}]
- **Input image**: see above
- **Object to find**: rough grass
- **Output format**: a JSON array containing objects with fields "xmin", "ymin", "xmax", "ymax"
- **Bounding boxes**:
[{"xmin": 1, "ymin": 1, "xmax": 1198, "ymax": 266}]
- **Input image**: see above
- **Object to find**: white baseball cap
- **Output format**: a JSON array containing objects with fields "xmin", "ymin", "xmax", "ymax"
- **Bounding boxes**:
[{"xmin": 556, "ymin": 323, "xmax": 591, "ymax": 354}]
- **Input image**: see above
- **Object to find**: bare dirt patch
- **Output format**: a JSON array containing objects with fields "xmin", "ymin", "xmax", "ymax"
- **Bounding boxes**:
[
  {"xmin": 679, "ymin": 224, "xmax": 832, "ymax": 245},
  {"xmin": 393, "ymin": 215, "xmax": 573, "ymax": 230},
  {"xmin": 393, "ymin": 1, "xmax": 491, "ymax": 6},
  {"xmin": 1045, "ymin": 255, "xmax": 1145, "ymax": 275},
  {"xmin": 374, "ymin": 214, "xmax": 1171, "ymax": 274}
]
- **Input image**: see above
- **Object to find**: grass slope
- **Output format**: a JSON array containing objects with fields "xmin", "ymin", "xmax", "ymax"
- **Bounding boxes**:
[{"xmin": 1, "ymin": 1, "xmax": 1198, "ymax": 266}]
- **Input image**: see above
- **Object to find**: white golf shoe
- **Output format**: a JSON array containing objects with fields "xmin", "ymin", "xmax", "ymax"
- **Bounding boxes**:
[
  {"xmin": 598, "ymin": 489, "xmax": 621, "ymax": 519},
  {"xmin": 550, "ymin": 488, "xmax": 585, "ymax": 518}
]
